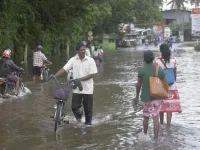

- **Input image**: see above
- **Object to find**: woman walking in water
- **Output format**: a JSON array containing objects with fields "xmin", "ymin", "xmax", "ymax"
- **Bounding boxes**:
[
  {"xmin": 154, "ymin": 43, "xmax": 182, "ymax": 129},
  {"xmin": 135, "ymin": 50, "xmax": 164, "ymax": 139}
]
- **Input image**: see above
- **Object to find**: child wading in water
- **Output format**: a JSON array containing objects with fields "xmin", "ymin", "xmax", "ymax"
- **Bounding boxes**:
[
  {"xmin": 135, "ymin": 50, "xmax": 164, "ymax": 139},
  {"xmin": 154, "ymin": 43, "xmax": 182, "ymax": 129}
]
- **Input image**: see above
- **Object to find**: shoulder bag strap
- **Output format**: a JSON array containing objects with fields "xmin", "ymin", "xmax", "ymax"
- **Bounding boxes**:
[{"xmin": 159, "ymin": 58, "xmax": 168, "ymax": 69}]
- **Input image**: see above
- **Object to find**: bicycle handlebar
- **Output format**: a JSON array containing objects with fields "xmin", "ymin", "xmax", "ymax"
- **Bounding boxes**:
[{"xmin": 48, "ymin": 76, "xmax": 83, "ymax": 91}]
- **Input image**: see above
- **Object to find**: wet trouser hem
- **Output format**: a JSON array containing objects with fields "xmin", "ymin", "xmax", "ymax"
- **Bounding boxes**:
[{"xmin": 71, "ymin": 93, "xmax": 93, "ymax": 123}]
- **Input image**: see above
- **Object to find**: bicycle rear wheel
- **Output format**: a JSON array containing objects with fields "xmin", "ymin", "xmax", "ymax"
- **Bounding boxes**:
[
  {"xmin": 54, "ymin": 101, "xmax": 64, "ymax": 132},
  {"xmin": 43, "ymin": 69, "xmax": 49, "ymax": 82}
]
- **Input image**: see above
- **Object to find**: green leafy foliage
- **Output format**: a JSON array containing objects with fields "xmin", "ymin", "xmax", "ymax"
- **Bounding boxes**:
[{"xmin": 0, "ymin": 0, "xmax": 163, "ymax": 62}]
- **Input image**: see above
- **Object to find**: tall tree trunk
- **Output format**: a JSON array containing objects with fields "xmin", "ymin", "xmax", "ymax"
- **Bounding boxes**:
[
  {"xmin": 24, "ymin": 44, "xmax": 28, "ymax": 64},
  {"xmin": 66, "ymin": 38, "xmax": 70, "ymax": 59},
  {"xmin": 24, "ymin": 44, "xmax": 28, "ymax": 74}
]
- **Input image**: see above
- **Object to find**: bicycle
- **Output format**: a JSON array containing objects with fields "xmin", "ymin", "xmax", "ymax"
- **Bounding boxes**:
[
  {"xmin": 49, "ymin": 77, "xmax": 82, "ymax": 132},
  {"xmin": 41, "ymin": 64, "xmax": 51, "ymax": 82}
]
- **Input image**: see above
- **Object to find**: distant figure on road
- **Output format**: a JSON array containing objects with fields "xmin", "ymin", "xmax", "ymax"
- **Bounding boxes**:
[
  {"xmin": 98, "ymin": 46, "xmax": 104, "ymax": 63},
  {"xmin": 139, "ymin": 38, "xmax": 142, "ymax": 45},
  {"xmin": 92, "ymin": 46, "xmax": 103, "ymax": 64},
  {"xmin": 144, "ymin": 39, "xmax": 149, "ymax": 49},
  {"xmin": 32, "ymin": 45, "xmax": 52, "ymax": 82},
  {"xmin": 167, "ymin": 36, "xmax": 173, "ymax": 48},
  {"xmin": 85, "ymin": 42, "xmax": 91, "ymax": 57}
]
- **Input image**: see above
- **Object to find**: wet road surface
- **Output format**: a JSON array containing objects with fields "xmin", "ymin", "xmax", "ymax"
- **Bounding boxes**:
[{"xmin": 0, "ymin": 47, "xmax": 200, "ymax": 150}]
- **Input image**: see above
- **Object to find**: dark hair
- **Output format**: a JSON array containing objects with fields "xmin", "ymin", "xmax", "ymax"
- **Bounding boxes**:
[
  {"xmin": 76, "ymin": 41, "xmax": 86, "ymax": 51},
  {"xmin": 160, "ymin": 43, "xmax": 169, "ymax": 52},
  {"xmin": 144, "ymin": 50, "xmax": 154, "ymax": 64},
  {"xmin": 160, "ymin": 43, "xmax": 171, "ymax": 63}
]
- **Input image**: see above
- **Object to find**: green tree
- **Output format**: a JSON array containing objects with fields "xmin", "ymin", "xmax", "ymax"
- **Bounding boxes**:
[
  {"xmin": 134, "ymin": 0, "xmax": 163, "ymax": 26},
  {"xmin": 93, "ymin": 0, "xmax": 162, "ymax": 35},
  {"xmin": 0, "ymin": 0, "xmax": 163, "ymax": 62}
]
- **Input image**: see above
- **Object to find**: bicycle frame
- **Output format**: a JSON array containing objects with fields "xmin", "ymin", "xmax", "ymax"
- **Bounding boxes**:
[
  {"xmin": 41, "ymin": 64, "xmax": 50, "ymax": 82},
  {"xmin": 50, "ymin": 78, "xmax": 74, "ymax": 132}
]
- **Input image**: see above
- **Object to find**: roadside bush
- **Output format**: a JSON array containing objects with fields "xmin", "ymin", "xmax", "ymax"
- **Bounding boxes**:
[{"xmin": 194, "ymin": 44, "xmax": 200, "ymax": 51}]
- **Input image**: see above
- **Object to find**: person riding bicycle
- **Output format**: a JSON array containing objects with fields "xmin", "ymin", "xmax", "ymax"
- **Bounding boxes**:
[
  {"xmin": 32, "ymin": 45, "xmax": 52, "ymax": 81},
  {"xmin": 0, "ymin": 49, "xmax": 24, "ymax": 95},
  {"xmin": 51, "ymin": 41, "xmax": 98, "ymax": 125}
]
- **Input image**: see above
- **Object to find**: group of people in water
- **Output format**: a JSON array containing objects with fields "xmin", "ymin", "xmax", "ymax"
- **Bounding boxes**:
[
  {"xmin": 136, "ymin": 43, "xmax": 182, "ymax": 139},
  {"xmin": 0, "ymin": 41, "xmax": 181, "ymax": 139}
]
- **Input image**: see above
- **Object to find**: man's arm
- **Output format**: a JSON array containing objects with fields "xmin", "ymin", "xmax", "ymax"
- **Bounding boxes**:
[
  {"xmin": 53, "ymin": 58, "xmax": 73, "ymax": 78},
  {"xmin": 54, "ymin": 68, "xmax": 67, "ymax": 78},
  {"xmin": 44, "ymin": 59, "xmax": 52, "ymax": 64},
  {"xmin": 9, "ymin": 60, "xmax": 22, "ymax": 71},
  {"xmin": 135, "ymin": 77, "xmax": 142, "ymax": 101},
  {"xmin": 42, "ymin": 53, "xmax": 52, "ymax": 64}
]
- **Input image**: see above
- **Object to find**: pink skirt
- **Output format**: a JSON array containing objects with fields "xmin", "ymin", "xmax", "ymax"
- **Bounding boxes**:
[
  {"xmin": 160, "ymin": 85, "xmax": 182, "ymax": 113},
  {"xmin": 143, "ymin": 100, "xmax": 161, "ymax": 117}
]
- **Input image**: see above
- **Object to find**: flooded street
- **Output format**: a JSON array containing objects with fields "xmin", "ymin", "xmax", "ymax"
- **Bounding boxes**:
[{"xmin": 0, "ymin": 47, "xmax": 200, "ymax": 150}]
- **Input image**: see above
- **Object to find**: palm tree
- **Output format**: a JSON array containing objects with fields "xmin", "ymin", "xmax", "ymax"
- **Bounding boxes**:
[
  {"xmin": 190, "ymin": 0, "xmax": 200, "ymax": 7},
  {"xmin": 167, "ymin": 0, "xmax": 188, "ymax": 10}
]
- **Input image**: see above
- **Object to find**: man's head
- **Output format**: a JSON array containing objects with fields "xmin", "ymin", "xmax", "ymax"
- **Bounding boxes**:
[
  {"xmin": 76, "ymin": 41, "xmax": 86, "ymax": 58},
  {"xmin": 143, "ymin": 50, "xmax": 154, "ymax": 64},
  {"xmin": 37, "ymin": 45, "xmax": 43, "ymax": 51},
  {"xmin": 2, "ymin": 49, "xmax": 11, "ymax": 58}
]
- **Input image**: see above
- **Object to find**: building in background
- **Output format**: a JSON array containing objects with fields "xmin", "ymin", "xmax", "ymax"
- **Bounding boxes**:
[{"xmin": 162, "ymin": 9, "xmax": 191, "ymax": 41}]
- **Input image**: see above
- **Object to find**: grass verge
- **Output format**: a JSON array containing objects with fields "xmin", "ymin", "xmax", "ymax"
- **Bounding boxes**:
[{"xmin": 100, "ymin": 39, "xmax": 116, "ymax": 52}]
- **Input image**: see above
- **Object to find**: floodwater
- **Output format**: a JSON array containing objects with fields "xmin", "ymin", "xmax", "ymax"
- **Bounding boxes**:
[{"xmin": 0, "ymin": 47, "xmax": 200, "ymax": 150}]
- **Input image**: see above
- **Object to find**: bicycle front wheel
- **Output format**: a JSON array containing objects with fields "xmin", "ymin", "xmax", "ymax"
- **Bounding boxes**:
[{"xmin": 54, "ymin": 101, "xmax": 63, "ymax": 132}]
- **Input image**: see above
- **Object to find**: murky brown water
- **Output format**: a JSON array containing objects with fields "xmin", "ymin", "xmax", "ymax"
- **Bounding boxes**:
[{"xmin": 0, "ymin": 47, "xmax": 200, "ymax": 150}]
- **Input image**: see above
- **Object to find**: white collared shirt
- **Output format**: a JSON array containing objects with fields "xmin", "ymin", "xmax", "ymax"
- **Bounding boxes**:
[{"xmin": 63, "ymin": 55, "xmax": 97, "ymax": 94}]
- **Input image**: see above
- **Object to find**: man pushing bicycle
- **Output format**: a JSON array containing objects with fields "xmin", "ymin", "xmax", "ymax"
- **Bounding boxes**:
[{"xmin": 50, "ymin": 41, "xmax": 97, "ymax": 125}]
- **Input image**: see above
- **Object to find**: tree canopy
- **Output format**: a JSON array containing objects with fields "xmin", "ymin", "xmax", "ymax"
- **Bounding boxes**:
[{"xmin": 0, "ymin": 0, "xmax": 163, "ymax": 60}]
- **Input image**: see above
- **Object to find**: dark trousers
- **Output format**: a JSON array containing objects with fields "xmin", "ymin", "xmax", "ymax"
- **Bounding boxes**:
[{"xmin": 71, "ymin": 93, "xmax": 93, "ymax": 124}]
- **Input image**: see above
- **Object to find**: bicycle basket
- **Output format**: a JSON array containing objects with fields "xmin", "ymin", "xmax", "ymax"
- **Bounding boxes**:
[{"xmin": 54, "ymin": 87, "xmax": 71, "ymax": 100}]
